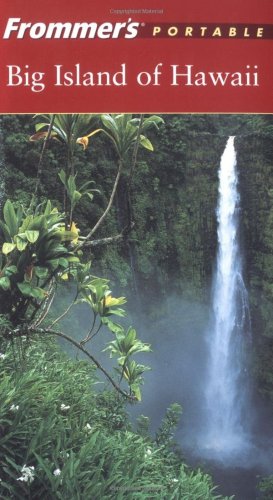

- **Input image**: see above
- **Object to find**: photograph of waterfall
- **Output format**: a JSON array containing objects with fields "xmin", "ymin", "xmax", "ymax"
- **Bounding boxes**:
[
  {"xmin": 203, "ymin": 137, "xmax": 252, "ymax": 457},
  {"xmin": 0, "ymin": 113, "xmax": 273, "ymax": 500}
]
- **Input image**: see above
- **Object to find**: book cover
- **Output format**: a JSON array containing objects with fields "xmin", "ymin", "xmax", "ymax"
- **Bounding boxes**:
[{"xmin": 0, "ymin": 1, "xmax": 272, "ymax": 499}]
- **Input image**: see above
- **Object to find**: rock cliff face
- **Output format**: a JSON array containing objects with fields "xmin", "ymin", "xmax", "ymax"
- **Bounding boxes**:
[{"xmin": 237, "ymin": 131, "xmax": 273, "ymax": 400}]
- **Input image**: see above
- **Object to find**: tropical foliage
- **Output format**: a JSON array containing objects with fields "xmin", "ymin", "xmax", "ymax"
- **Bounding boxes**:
[
  {"xmin": 30, "ymin": 113, "xmax": 163, "ymax": 230},
  {"xmin": 0, "ymin": 337, "xmax": 232, "ymax": 499},
  {"xmin": 0, "ymin": 113, "xmax": 165, "ymax": 401}
]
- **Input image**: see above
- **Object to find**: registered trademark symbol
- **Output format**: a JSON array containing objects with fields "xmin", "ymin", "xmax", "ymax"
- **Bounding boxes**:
[{"xmin": 141, "ymin": 22, "xmax": 146, "ymax": 27}]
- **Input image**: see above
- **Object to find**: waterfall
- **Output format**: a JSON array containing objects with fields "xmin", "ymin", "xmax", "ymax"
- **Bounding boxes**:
[{"xmin": 203, "ymin": 136, "xmax": 251, "ymax": 457}]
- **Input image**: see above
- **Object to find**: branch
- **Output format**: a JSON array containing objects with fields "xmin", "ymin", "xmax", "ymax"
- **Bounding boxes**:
[
  {"xmin": 125, "ymin": 114, "xmax": 144, "ymax": 228},
  {"xmin": 128, "ymin": 114, "xmax": 144, "ymax": 189},
  {"xmin": 76, "ymin": 159, "xmax": 123, "ymax": 250},
  {"xmin": 30, "ymin": 281, "xmax": 56, "ymax": 328},
  {"xmin": 80, "ymin": 312, "xmax": 97, "ymax": 344},
  {"xmin": 49, "ymin": 291, "xmax": 78, "ymax": 328},
  {"xmin": 80, "ymin": 320, "xmax": 102, "ymax": 345},
  {"xmin": 81, "ymin": 222, "xmax": 135, "ymax": 248},
  {"xmin": 76, "ymin": 115, "xmax": 143, "ymax": 251},
  {"xmin": 29, "ymin": 327, "xmax": 136, "ymax": 401}
]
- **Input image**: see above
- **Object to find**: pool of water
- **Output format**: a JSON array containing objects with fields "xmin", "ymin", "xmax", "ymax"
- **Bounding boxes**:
[
  {"xmin": 208, "ymin": 464, "xmax": 262, "ymax": 500},
  {"xmin": 181, "ymin": 433, "xmax": 273, "ymax": 500}
]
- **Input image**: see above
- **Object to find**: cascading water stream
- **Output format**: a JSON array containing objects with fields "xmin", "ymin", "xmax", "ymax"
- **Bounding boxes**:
[{"xmin": 202, "ymin": 136, "xmax": 251, "ymax": 458}]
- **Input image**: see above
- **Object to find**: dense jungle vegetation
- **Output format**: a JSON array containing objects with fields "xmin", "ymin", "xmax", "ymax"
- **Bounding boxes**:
[{"xmin": 0, "ymin": 113, "xmax": 272, "ymax": 498}]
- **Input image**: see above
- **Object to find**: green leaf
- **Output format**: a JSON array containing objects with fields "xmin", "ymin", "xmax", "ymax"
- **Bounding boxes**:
[
  {"xmin": 66, "ymin": 256, "xmax": 80, "ymax": 263},
  {"xmin": 106, "ymin": 307, "xmax": 126, "ymax": 317},
  {"xmin": 25, "ymin": 230, "xmax": 39, "ymax": 243},
  {"xmin": 35, "ymin": 122, "xmax": 49, "ymax": 132},
  {"xmin": 58, "ymin": 169, "xmax": 66, "ymax": 185},
  {"xmin": 73, "ymin": 190, "xmax": 82, "ymax": 203},
  {"xmin": 3, "ymin": 200, "xmax": 18, "ymax": 237},
  {"xmin": 126, "ymin": 326, "xmax": 136, "ymax": 345},
  {"xmin": 0, "ymin": 277, "xmax": 10, "ymax": 290},
  {"xmin": 85, "ymin": 192, "xmax": 94, "ymax": 201},
  {"xmin": 142, "ymin": 115, "xmax": 164, "ymax": 130},
  {"xmin": 59, "ymin": 230, "xmax": 78, "ymax": 242},
  {"xmin": 0, "ymin": 220, "xmax": 11, "ymax": 241},
  {"xmin": 2, "ymin": 242, "xmax": 16, "ymax": 255},
  {"xmin": 79, "ymin": 180, "xmax": 96, "ymax": 190},
  {"xmin": 140, "ymin": 135, "xmax": 154, "ymax": 151},
  {"xmin": 16, "ymin": 205, "xmax": 23, "ymax": 228},
  {"xmin": 47, "ymin": 259, "xmax": 60, "ymax": 270},
  {"xmin": 5, "ymin": 265, "xmax": 17, "ymax": 276},
  {"xmin": 67, "ymin": 175, "xmax": 76, "ymax": 194},
  {"xmin": 58, "ymin": 257, "xmax": 69, "ymax": 268},
  {"xmin": 19, "ymin": 214, "xmax": 34, "ymax": 233},
  {"xmin": 131, "ymin": 383, "xmax": 142, "ymax": 401},
  {"xmin": 17, "ymin": 282, "xmax": 32, "ymax": 296},
  {"xmin": 30, "ymin": 287, "xmax": 47, "ymax": 300},
  {"xmin": 17, "ymin": 282, "xmax": 47, "ymax": 300},
  {"xmin": 44, "ymin": 200, "xmax": 52, "ymax": 216},
  {"xmin": 35, "ymin": 266, "xmax": 49, "ymax": 279},
  {"xmin": 101, "ymin": 318, "xmax": 124, "ymax": 334},
  {"xmin": 15, "ymin": 235, "xmax": 28, "ymax": 252},
  {"xmin": 101, "ymin": 114, "xmax": 118, "ymax": 133}
]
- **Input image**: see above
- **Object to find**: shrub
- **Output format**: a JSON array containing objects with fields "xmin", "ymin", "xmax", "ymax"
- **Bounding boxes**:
[{"xmin": 0, "ymin": 338, "xmax": 231, "ymax": 499}]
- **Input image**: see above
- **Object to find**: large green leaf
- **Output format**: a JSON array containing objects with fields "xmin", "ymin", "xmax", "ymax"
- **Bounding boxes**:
[
  {"xmin": 142, "ymin": 115, "xmax": 164, "ymax": 130},
  {"xmin": 58, "ymin": 169, "xmax": 66, "ymax": 185},
  {"xmin": 59, "ymin": 230, "xmax": 78, "ymax": 242},
  {"xmin": 25, "ymin": 230, "xmax": 39, "ymax": 243},
  {"xmin": 35, "ymin": 121, "xmax": 50, "ymax": 132},
  {"xmin": 2, "ymin": 242, "xmax": 16, "ymax": 255},
  {"xmin": 125, "ymin": 327, "xmax": 136, "ymax": 348},
  {"xmin": 15, "ymin": 234, "xmax": 28, "ymax": 252},
  {"xmin": 34, "ymin": 266, "xmax": 49, "ymax": 279},
  {"xmin": 58, "ymin": 257, "xmax": 69, "ymax": 268},
  {"xmin": 19, "ymin": 214, "xmax": 34, "ymax": 233},
  {"xmin": 3, "ymin": 200, "xmax": 18, "ymax": 238},
  {"xmin": 131, "ymin": 383, "xmax": 142, "ymax": 401},
  {"xmin": 17, "ymin": 282, "xmax": 47, "ymax": 300},
  {"xmin": 0, "ymin": 221, "xmax": 11, "ymax": 241},
  {"xmin": 100, "ymin": 114, "xmax": 119, "ymax": 133},
  {"xmin": 0, "ymin": 277, "xmax": 11, "ymax": 290},
  {"xmin": 101, "ymin": 318, "xmax": 124, "ymax": 335},
  {"xmin": 43, "ymin": 200, "xmax": 52, "ymax": 216},
  {"xmin": 4, "ymin": 265, "xmax": 17, "ymax": 276},
  {"xmin": 140, "ymin": 135, "xmax": 154, "ymax": 151}
]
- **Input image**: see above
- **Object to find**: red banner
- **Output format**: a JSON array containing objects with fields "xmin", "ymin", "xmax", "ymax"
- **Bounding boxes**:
[{"xmin": 0, "ymin": 0, "xmax": 272, "ymax": 113}]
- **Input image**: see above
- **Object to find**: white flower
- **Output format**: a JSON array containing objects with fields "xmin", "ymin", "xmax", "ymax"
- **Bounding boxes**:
[
  {"xmin": 144, "ymin": 447, "xmax": 152, "ymax": 459},
  {"xmin": 172, "ymin": 478, "xmax": 179, "ymax": 483},
  {"xmin": 17, "ymin": 465, "xmax": 35, "ymax": 484},
  {"xmin": 60, "ymin": 404, "xmax": 70, "ymax": 411},
  {"xmin": 53, "ymin": 468, "xmax": 61, "ymax": 476},
  {"xmin": 0, "ymin": 353, "xmax": 6, "ymax": 360},
  {"xmin": 84, "ymin": 423, "xmax": 92, "ymax": 433},
  {"xmin": 10, "ymin": 404, "xmax": 19, "ymax": 412}
]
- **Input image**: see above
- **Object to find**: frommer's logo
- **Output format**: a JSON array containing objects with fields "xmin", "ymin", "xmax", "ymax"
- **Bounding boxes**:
[{"xmin": 3, "ymin": 18, "xmax": 140, "ymax": 39}]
